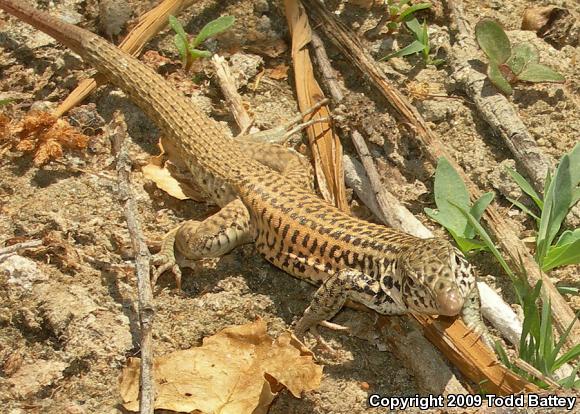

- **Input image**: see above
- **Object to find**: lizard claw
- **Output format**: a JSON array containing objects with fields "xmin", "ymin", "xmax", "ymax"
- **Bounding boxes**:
[
  {"xmin": 151, "ymin": 252, "xmax": 182, "ymax": 290},
  {"xmin": 293, "ymin": 316, "xmax": 349, "ymax": 354}
]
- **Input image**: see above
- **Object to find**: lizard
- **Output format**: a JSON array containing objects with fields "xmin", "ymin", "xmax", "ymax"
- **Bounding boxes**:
[{"xmin": 0, "ymin": 0, "xmax": 493, "ymax": 347}]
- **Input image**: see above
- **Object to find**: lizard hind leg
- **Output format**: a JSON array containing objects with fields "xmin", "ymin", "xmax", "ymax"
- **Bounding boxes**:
[{"xmin": 152, "ymin": 199, "xmax": 252, "ymax": 289}]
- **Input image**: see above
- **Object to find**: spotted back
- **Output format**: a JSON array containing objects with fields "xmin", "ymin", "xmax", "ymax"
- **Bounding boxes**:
[{"xmin": 397, "ymin": 238, "xmax": 475, "ymax": 316}]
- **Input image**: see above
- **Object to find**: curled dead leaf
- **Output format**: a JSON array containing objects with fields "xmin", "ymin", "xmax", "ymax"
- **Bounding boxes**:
[
  {"xmin": 142, "ymin": 138, "xmax": 209, "ymax": 202},
  {"xmin": 119, "ymin": 319, "xmax": 322, "ymax": 413}
]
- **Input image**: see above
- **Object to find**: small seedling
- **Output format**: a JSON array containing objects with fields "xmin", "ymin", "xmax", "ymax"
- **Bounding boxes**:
[
  {"xmin": 383, "ymin": 0, "xmax": 432, "ymax": 32},
  {"xmin": 424, "ymin": 157, "xmax": 494, "ymax": 253},
  {"xmin": 381, "ymin": 17, "xmax": 444, "ymax": 66},
  {"xmin": 507, "ymin": 143, "xmax": 580, "ymax": 271},
  {"xmin": 475, "ymin": 18, "xmax": 564, "ymax": 95},
  {"xmin": 169, "ymin": 15, "xmax": 235, "ymax": 71}
]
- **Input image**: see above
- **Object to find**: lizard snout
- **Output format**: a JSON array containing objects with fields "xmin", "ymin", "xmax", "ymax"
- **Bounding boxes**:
[{"xmin": 436, "ymin": 289, "xmax": 464, "ymax": 316}]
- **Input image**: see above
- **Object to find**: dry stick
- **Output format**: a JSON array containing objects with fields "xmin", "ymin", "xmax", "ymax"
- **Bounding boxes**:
[
  {"xmin": 0, "ymin": 239, "xmax": 43, "ymax": 257},
  {"xmin": 54, "ymin": 0, "xmax": 190, "ymax": 117},
  {"xmin": 301, "ymin": 0, "xmax": 578, "ymax": 348},
  {"xmin": 211, "ymin": 54, "xmax": 253, "ymax": 134},
  {"xmin": 110, "ymin": 112, "xmax": 155, "ymax": 414},
  {"xmin": 310, "ymin": 25, "xmax": 530, "ymax": 393}
]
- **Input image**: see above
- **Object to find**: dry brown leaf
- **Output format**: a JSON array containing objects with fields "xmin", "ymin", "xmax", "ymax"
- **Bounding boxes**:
[
  {"xmin": 9, "ymin": 112, "xmax": 89, "ymax": 165},
  {"xmin": 267, "ymin": 64, "xmax": 290, "ymax": 80},
  {"xmin": 119, "ymin": 320, "xmax": 322, "ymax": 413},
  {"xmin": 284, "ymin": 0, "xmax": 350, "ymax": 212},
  {"xmin": 142, "ymin": 139, "xmax": 208, "ymax": 202}
]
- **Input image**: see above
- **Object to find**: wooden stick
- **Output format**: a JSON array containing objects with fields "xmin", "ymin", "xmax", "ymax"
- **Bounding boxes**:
[
  {"xmin": 110, "ymin": 112, "xmax": 155, "ymax": 414},
  {"xmin": 211, "ymin": 54, "xmax": 253, "ymax": 133}
]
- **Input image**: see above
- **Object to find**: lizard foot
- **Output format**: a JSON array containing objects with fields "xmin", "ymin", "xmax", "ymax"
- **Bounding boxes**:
[{"xmin": 293, "ymin": 316, "xmax": 350, "ymax": 354}]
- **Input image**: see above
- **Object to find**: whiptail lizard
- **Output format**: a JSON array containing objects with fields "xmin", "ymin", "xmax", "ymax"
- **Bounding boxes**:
[{"xmin": 0, "ymin": 0, "xmax": 492, "ymax": 347}]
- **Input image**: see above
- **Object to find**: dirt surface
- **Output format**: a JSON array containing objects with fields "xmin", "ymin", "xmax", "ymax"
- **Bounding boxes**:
[{"xmin": 0, "ymin": 0, "xmax": 578, "ymax": 413}]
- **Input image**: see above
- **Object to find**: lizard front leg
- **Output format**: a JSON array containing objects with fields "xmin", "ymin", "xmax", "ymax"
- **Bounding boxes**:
[
  {"xmin": 152, "ymin": 199, "xmax": 252, "ymax": 288},
  {"xmin": 294, "ymin": 268, "xmax": 405, "ymax": 340},
  {"xmin": 461, "ymin": 285, "xmax": 494, "ymax": 349}
]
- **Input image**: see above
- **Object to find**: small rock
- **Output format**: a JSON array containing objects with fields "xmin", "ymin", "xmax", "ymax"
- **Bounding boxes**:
[
  {"xmin": 229, "ymin": 53, "xmax": 264, "ymax": 88},
  {"xmin": 1, "ymin": 255, "xmax": 46, "ymax": 291},
  {"xmin": 254, "ymin": 0, "xmax": 269, "ymax": 13},
  {"xmin": 98, "ymin": 0, "xmax": 133, "ymax": 39},
  {"xmin": 8, "ymin": 359, "xmax": 68, "ymax": 398}
]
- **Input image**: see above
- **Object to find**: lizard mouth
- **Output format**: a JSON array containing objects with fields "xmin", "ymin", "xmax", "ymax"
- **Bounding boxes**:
[{"xmin": 436, "ymin": 289, "xmax": 464, "ymax": 316}]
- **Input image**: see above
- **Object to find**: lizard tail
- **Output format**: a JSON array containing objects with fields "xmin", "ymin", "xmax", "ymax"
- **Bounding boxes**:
[{"xmin": 0, "ymin": 0, "xmax": 85, "ymax": 55}]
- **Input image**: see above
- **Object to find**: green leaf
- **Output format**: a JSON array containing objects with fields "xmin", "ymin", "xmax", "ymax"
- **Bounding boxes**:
[
  {"xmin": 190, "ymin": 49, "xmax": 212, "ymax": 59},
  {"xmin": 192, "ymin": 15, "xmax": 235, "ymax": 48},
  {"xmin": 399, "ymin": 3, "xmax": 432, "ymax": 22},
  {"xmin": 381, "ymin": 40, "xmax": 426, "ymax": 60},
  {"xmin": 507, "ymin": 197, "xmax": 540, "ymax": 221},
  {"xmin": 487, "ymin": 61, "xmax": 513, "ymax": 95},
  {"xmin": 542, "ymin": 230, "xmax": 580, "ymax": 271},
  {"xmin": 506, "ymin": 43, "xmax": 538, "ymax": 76},
  {"xmin": 506, "ymin": 167, "xmax": 543, "ymax": 209},
  {"xmin": 518, "ymin": 63, "xmax": 565, "ymax": 83},
  {"xmin": 450, "ymin": 201, "xmax": 515, "ymax": 279},
  {"xmin": 454, "ymin": 236, "xmax": 488, "ymax": 253},
  {"xmin": 554, "ymin": 345, "xmax": 580, "ymax": 371},
  {"xmin": 427, "ymin": 158, "xmax": 472, "ymax": 238},
  {"xmin": 0, "ymin": 98, "xmax": 13, "ymax": 106},
  {"xmin": 551, "ymin": 313, "xmax": 580, "ymax": 371},
  {"xmin": 495, "ymin": 341, "xmax": 512, "ymax": 367},
  {"xmin": 169, "ymin": 15, "xmax": 187, "ymax": 38},
  {"xmin": 475, "ymin": 18, "xmax": 511, "ymax": 64},
  {"xmin": 536, "ymin": 151, "xmax": 574, "ymax": 264},
  {"xmin": 470, "ymin": 192, "xmax": 494, "ymax": 222},
  {"xmin": 557, "ymin": 285, "xmax": 579, "ymax": 295},
  {"xmin": 173, "ymin": 34, "xmax": 189, "ymax": 64},
  {"xmin": 405, "ymin": 18, "xmax": 427, "ymax": 44}
]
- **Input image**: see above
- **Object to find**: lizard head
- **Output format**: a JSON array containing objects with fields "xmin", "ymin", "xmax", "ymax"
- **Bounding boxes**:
[{"xmin": 397, "ymin": 238, "xmax": 475, "ymax": 316}]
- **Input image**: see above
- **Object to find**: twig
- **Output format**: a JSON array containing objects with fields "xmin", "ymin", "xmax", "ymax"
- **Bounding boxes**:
[
  {"xmin": 110, "ymin": 112, "xmax": 155, "ymax": 414},
  {"xmin": 301, "ymin": 0, "xmax": 579, "ymax": 348},
  {"xmin": 0, "ymin": 239, "xmax": 43, "ymax": 262},
  {"xmin": 211, "ymin": 54, "xmax": 253, "ymax": 133}
]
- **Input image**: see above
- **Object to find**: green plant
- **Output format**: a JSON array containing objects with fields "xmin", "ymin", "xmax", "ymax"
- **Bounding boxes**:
[
  {"xmin": 424, "ymin": 157, "xmax": 494, "ymax": 253},
  {"xmin": 428, "ymin": 158, "xmax": 579, "ymax": 389},
  {"xmin": 494, "ymin": 280, "xmax": 580, "ymax": 389},
  {"xmin": 450, "ymin": 200, "xmax": 579, "ymax": 389},
  {"xmin": 0, "ymin": 98, "xmax": 13, "ymax": 106},
  {"xmin": 168, "ymin": 15, "xmax": 235, "ymax": 71},
  {"xmin": 382, "ymin": 0, "xmax": 432, "ymax": 32},
  {"xmin": 507, "ymin": 143, "xmax": 580, "ymax": 271},
  {"xmin": 381, "ymin": 17, "xmax": 443, "ymax": 66},
  {"xmin": 475, "ymin": 18, "xmax": 564, "ymax": 95}
]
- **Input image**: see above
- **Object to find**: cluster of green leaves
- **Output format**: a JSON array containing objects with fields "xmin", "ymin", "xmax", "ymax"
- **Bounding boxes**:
[
  {"xmin": 382, "ymin": 0, "xmax": 432, "ymax": 32},
  {"xmin": 475, "ymin": 18, "xmax": 564, "ymax": 95},
  {"xmin": 168, "ymin": 15, "xmax": 235, "ymax": 71},
  {"xmin": 381, "ymin": 17, "xmax": 443, "ymax": 66},
  {"xmin": 507, "ymin": 143, "xmax": 580, "ymax": 271},
  {"xmin": 424, "ymin": 157, "xmax": 494, "ymax": 253},
  {"xmin": 427, "ymin": 156, "xmax": 579, "ymax": 389}
]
